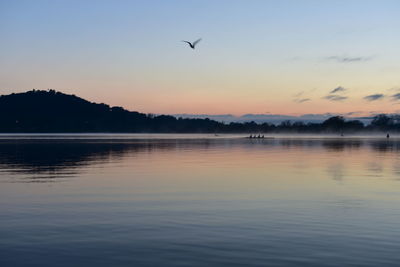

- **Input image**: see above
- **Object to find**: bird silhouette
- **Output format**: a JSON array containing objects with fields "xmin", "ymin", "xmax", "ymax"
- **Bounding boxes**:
[{"xmin": 182, "ymin": 38, "xmax": 202, "ymax": 49}]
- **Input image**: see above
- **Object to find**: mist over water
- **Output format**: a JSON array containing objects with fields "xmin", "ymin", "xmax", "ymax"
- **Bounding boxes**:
[{"xmin": 1, "ymin": 134, "xmax": 400, "ymax": 266}]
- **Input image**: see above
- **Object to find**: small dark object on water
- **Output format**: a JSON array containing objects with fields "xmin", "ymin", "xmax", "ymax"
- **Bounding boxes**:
[
  {"xmin": 387, "ymin": 133, "xmax": 390, "ymax": 138},
  {"xmin": 248, "ymin": 134, "xmax": 265, "ymax": 139}
]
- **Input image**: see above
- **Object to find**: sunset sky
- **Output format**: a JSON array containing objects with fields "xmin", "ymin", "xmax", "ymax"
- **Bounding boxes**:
[{"xmin": 1, "ymin": 0, "xmax": 399, "ymax": 116}]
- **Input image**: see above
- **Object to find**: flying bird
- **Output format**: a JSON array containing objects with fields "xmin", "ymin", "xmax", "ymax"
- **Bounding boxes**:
[{"xmin": 182, "ymin": 38, "xmax": 202, "ymax": 49}]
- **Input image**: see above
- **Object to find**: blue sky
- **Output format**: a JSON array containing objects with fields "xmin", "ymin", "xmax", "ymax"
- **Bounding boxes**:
[{"xmin": 1, "ymin": 0, "xmax": 399, "ymax": 115}]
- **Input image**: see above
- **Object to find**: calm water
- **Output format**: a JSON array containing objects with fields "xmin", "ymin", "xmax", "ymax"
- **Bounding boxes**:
[{"xmin": 1, "ymin": 134, "xmax": 400, "ymax": 266}]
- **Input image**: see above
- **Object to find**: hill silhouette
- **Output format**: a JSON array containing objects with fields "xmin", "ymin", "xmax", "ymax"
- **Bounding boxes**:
[
  {"xmin": 0, "ymin": 89, "xmax": 222, "ymax": 132},
  {"xmin": 0, "ymin": 89, "xmax": 398, "ymax": 133}
]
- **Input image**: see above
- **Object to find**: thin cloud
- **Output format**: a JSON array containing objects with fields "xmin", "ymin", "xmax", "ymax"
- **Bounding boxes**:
[
  {"xmin": 369, "ymin": 111, "xmax": 385, "ymax": 116},
  {"xmin": 388, "ymin": 87, "xmax": 400, "ymax": 92},
  {"xmin": 294, "ymin": 98, "xmax": 311, "ymax": 103},
  {"xmin": 326, "ymin": 56, "xmax": 372, "ymax": 63},
  {"xmin": 364, "ymin": 94, "xmax": 384, "ymax": 101},
  {"xmin": 330, "ymin": 86, "xmax": 346, "ymax": 94},
  {"xmin": 293, "ymin": 90, "xmax": 315, "ymax": 103},
  {"xmin": 391, "ymin": 93, "xmax": 400, "ymax": 100},
  {"xmin": 288, "ymin": 56, "xmax": 303, "ymax": 62},
  {"xmin": 293, "ymin": 91, "xmax": 304, "ymax": 97},
  {"xmin": 324, "ymin": 95, "xmax": 348, "ymax": 101},
  {"xmin": 345, "ymin": 111, "xmax": 363, "ymax": 116}
]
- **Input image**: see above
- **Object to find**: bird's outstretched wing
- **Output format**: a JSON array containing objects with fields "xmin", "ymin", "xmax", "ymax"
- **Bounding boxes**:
[
  {"xmin": 181, "ymin": 40, "xmax": 194, "ymax": 48},
  {"xmin": 192, "ymin": 38, "xmax": 202, "ymax": 47}
]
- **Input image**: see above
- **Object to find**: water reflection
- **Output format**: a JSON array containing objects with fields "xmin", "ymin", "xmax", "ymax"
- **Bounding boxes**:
[
  {"xmin": 326, "ymin": 163, "xmax": 345, "ymax": 181},
  {"xmin": 2, "ymin": 136, "xmax": 400, "ymax": 266},
  {"xmin": 366, "ymin": 161, "xmax": 384, "ymax": 177},
  {"xmin": 0, "ymin": 139, "xmax": 231, "ymax": 182},
  {"xmin": 0, "ymin": 142, "xmax": 131, "ymax": 182},
  {"xmin": 1, "ymin": 137, "xmax": 400, "ymax": 183}
]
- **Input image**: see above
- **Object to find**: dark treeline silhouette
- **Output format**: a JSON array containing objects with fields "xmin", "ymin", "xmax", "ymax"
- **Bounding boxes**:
[{"xmin": 0, "ymin": 89, "xmax": 399, "ymax": 133}]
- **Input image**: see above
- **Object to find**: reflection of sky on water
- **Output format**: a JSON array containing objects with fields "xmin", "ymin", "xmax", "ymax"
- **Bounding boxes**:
[
  {"xmin": 326, "ymin": 163, "xmax": 345, "ymax": 181},
  {"xmin": 1, "ymin": 136, "xmax": 400, "ymax": 184},
  {"xmin": 2, "ymin": 136, "xmax": 400, "ymax": 266}
]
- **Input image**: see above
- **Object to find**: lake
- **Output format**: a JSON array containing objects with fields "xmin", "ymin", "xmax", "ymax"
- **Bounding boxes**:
[{"xmin": 1, "ymin": 134, "xmax": 400, "ymax": 266}]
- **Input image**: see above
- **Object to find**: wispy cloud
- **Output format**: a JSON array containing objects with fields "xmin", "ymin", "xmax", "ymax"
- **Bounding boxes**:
[
  {"xmin": 293, "ymin": 90, "xmax": 315, "ymax": 103},
  {"xmin": 326, "ymin": 56, "xmax": 372, "ymax": 63},
  {"xmin": 324, "ymin": 95, "xmax": 348, "ymax": 101},
  {"xmin": 294, "ymin": 98, "xmax": 310, "ymax": 103},
  {"xmin": 323, "ymin": 86, "xmax": 348, "ymax": 101},
  {"xmin": 345, "ymin": 111, "xmax": 363, "ymax": 116},
  {"xmin": 388, "ymin": 87, "xmax": 400, "ymax": 92},
  {"xmin": 293, "ymin": 91, "xmax": 304, "ymax": 97},
  {"xmin": 369, "ymin": 111, "xmax": 385, "ymax": 116},
  {"xmin": 330, "ymin": 86, "xmax": 346, "ymax": 94},
  {"xmin": 391, "ymin": 93, "xmax": 400, "ymax": 100},
  {"xmin": 288, "ymin": 56, "xmax": 303, "ymax": 62},
  {"xmin": 364, "ymin": 94, "xmax": 384, "ymax": 101}
]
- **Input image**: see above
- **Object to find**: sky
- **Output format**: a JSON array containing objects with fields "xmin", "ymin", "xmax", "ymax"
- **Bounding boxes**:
[{"xmin": 1, "ymin": 0, "xmax": 400, "ymax": 116}]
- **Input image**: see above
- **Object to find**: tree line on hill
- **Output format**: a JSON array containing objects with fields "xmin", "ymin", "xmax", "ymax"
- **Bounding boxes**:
[{"xmin": 0, "ymin": 89, "xmax": 399, "ymax": 133}]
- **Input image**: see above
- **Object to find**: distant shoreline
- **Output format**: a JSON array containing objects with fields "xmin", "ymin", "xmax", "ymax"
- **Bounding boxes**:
[
  {"xmin": 0, "ymin": 133, "xmax": 396, "ymax": 139},
  {"xmin": 1, "ymin": 90, "xmax": 398, "ymax": 134}
]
